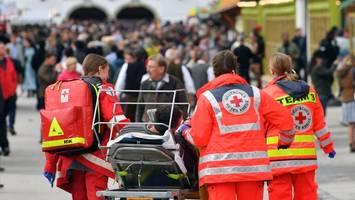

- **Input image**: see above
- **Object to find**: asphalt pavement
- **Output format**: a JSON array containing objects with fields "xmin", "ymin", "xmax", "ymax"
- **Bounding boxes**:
[{"xmin": 0, "ymin": 96, "xmax": 354, "ymax": 200}]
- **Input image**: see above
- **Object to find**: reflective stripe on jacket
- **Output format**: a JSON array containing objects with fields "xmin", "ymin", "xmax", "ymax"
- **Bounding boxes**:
[
  {"xmin": 263, "ymin": 76, "xmax": 335, "ymax": 176},
  {"xmin": 44, "ymin": 82, "xmax": 128, "ymax": 193},
  {"xmin": 186, "ymin": 73, "xmax": 294, "ymax": 186}
]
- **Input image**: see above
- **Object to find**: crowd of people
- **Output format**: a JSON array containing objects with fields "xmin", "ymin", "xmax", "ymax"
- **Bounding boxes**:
[
  {"xmin": 0, "ymin": 16, "xmax": 353, "ymax": 198},
  {"xmin": 0, "ymin": 18, "xmax": 243, "ymax": 155}
]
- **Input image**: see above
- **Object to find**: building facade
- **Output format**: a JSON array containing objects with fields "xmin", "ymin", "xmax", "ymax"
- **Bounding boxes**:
[
  {"xmin": 1, "ymin": 0, "xmax": 213, "ymax": 23},
  {"xmin": 239, "ymin": 0, "xmax": 342, "ymax": 63}
]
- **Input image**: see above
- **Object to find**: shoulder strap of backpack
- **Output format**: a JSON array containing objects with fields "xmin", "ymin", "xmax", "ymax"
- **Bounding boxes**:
[{"xmin": 81, "ymin": 77, "xmax": 102, "ymax": 137}]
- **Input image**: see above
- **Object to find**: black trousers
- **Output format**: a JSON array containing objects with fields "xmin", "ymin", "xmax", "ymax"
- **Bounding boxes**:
[
  {"xmin": 0, "ymin": 96, "xmax": 14, "ymax": 150},
  {"xmin": 7, "ymin": 94, "xmax": 17, "ymax": 129},
  {"xmin": 37, "ymin": 96, "xmax": 45, "ymax": 110}
]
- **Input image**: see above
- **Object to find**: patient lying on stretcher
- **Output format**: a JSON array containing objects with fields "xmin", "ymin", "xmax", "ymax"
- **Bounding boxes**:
[
  {"xmin": 120, "ymin": 105, "xmax": 183, "ymax": 137},
  {"xmin": 109, "ymin": 105, "xmax": 199, "ymax": 188}
]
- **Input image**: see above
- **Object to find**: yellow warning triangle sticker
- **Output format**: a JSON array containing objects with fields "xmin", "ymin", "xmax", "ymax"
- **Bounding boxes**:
[{"xmin": 48, "ymin": 117, "xmax": 64, "ymax": 137}]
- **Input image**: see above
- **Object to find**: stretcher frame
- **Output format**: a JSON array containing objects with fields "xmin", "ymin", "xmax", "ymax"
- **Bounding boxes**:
[
  {"xmin": 92, "ymin": 89, "xmax": 191, "ymax": 151},
  {"xmin": 92, "ymin": 89, "xmax": 196, "ymax": 200},
  {"xmin": 96, "ymin": 188, "xmax": 190, "ymax": 200}
]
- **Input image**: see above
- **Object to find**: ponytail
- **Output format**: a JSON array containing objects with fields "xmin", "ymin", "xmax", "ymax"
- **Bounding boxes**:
[
  {"xmin": 285, "ymin": 69, "xmax": 299, "ymax": 81},
  {"xmin": 269, "ymin": 52, "xmax": 298, "ymax": 81}
]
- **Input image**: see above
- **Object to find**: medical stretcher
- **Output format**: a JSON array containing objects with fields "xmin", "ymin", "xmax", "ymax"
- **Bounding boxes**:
[
  {"xmin": 97, "ymin": 142, "xmax": 197, "ymax": 200},
  {"xmin": 93, "ymin": 89, "xmax": 199, "ymax": 200}
]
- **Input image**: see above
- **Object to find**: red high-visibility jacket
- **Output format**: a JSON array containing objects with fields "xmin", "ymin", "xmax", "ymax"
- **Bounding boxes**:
[
  {"xmin": 263, "ymin": 75, "xmax": 335, "ymax": 176},
  {"xmin": 183, "ymin": 73, "xmax": 294, "ymax": 186},
  {"xmin": 0, "ymin": 57, "xmax": 17, "ymax": 100},
  {"xmin": 44, "ymin": 82, "xmax": 128, "ymax": 193}
]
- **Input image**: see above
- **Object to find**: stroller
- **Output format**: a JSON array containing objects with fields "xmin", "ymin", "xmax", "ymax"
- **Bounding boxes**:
[{"xmin": 93, "ymin": 89, "xmax": 199, "ymax": 200}]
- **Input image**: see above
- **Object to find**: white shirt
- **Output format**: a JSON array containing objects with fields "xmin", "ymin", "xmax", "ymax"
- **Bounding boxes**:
[
  {"xmin": 207, "ymin": 67, "xmax": 215, "ymax": 81},
  {"xmin": 141, "ymin": 73, "xmax": 149, "ymax": 83},
  {"xmin": 181, "ymin": 65, "xmax": 196, "ymax": 94},
  {"xmin": 114, "ymin": 62, "xmax": 128, "ymax": 91}
]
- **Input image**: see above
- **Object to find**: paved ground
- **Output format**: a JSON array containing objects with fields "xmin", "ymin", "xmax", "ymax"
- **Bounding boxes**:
[
  {"xmin": 0, "ymin": 97, "xmax": 70, "ymax": 199},
  {"xmin": 316, "ymin": 106, "xmax": 355, "ymax": 200},
  {"xmin": 0, "ymin": 96, "xmax": 354, "ymax": 200}
]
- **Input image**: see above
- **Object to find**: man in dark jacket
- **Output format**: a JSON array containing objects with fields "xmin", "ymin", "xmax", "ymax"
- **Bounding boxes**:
[
  {"xmin": 37, "ymin": 53, "xmax": 58, "ymax": 110},
  {"xmin": 311, "ymin": 50, "xmax": 337, "ymax": 115},
  {"xmin": 320, "ymin": 27, "xmax": 340, "ymax": 69},
  {"xmin": 318, "ymin": 27, "xmax": 340, "ymax": 100},
  {"xmin": 278, "ymin": 33, "xmax": 300, "ymax": 69},
  {"xmin": 233, "ymin": 37, "xmax": 254, "ymax": 83},
  {"xmin": 117, "ymin": 47, "xmax": 147, "ymax": 122},
  {"xmin": 136, "ymin": 55, "xmax": 188, "ymax": 122},
  {"xmin": 251, "ymin": 26, "xmax": 265, "ymax": 88},
  {"xmin": 292, "ymin": 28, "xmax": 307, "ymax": 81}
]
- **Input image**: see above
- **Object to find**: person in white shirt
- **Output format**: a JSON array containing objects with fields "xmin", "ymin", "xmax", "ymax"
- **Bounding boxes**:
[
  {"xmin": 114, "ymin": 47, "xmax": 147, "ymax": 121},
  {"xmin": 114, "ymin": 48, "xmax": 139, "ymax": 92},
  {"xmin": 165, "ymin": 49, "xmax": 196, "ymax": 94}
]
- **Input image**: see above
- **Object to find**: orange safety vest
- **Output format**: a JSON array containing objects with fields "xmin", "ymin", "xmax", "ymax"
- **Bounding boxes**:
[
  {"xmin": 263, "ymin": 76, "xmax": 335, "ymax": 176},
  {"xmin": 185, "ymin": 74, "xmax": 294, "ymax": 186}
]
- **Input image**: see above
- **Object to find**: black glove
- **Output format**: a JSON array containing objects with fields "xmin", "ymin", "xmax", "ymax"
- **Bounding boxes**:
[{"xmin": 278, "ymin": 145, "xmax": 290, "ymax": 150}]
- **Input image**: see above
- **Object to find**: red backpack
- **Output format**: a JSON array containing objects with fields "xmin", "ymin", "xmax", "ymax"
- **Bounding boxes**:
[{"xmin": 40, "ymin": 79, "xmax": 101, "ymax": 155}]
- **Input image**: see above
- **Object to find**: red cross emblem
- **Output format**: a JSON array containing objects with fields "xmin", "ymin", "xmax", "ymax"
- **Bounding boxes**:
[
  {"xmin": 222, "ymin": 89, "xmax": 250, "ymax": 115},
  {"xmin": 62, "ymin": 90, "xmax": 68, "ymax": 98},
  {"xmin": 295, "ymin": 112, "xmax": 306, "ymax": 124},
  {"xmin": 291, "ymin": 105, "xmax": 312, "ymax": 131},
  {"xmin": 230, "ymin": 95, "xmax": 243, "ymax": 107},
  {"xmin": 61, "ymin": 89, "xmax": 69, "ymax": 103}
]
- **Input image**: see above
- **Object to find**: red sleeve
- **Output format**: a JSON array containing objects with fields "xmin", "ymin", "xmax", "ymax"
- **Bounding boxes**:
[
  {"xmin": 99, "ymin": 84, "xmax": 129, "ymax": 137},
  {"xmin": 260, "ymin": 91, "xmax": 295, "ymax": 143},
  {"xmin": 187, "ymin": 95, "xmax": 214, "ymax": 148},
  {"xmin": 313, "ymin": 93, "xmax": 334, "ymax": 154},
  {"xmin": 44, "ymin": 152, "xmax": 59, "ymax": 173}
]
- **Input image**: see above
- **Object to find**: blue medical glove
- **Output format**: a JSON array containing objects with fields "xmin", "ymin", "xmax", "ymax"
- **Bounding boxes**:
[
  {"xmin": 43, "ymin": 172, "xmax": 55, "ymax": 187},
  {"xmin": 328, "ymin": 150, "xmax": 336, "ymax": 158},
  {"xmin": 176, "ymin": 124, "xmax": 190, "ymax": 136}
]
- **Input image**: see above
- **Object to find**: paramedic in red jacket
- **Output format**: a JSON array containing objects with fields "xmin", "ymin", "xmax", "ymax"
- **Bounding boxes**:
[
  {"xmin": 263, "ymin": 53, "xmax": 336, "ymax": 200},
  {"xmin": 43, "ymin": 54, "xmax": 128, "ymax": 200},
  {"xmin": 177, "ymin": 50, "xmax": 295, "ymax": 200},
  {"xmin": 0, "ymin": 42, "xmax": 17, "ymax": 156}
]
